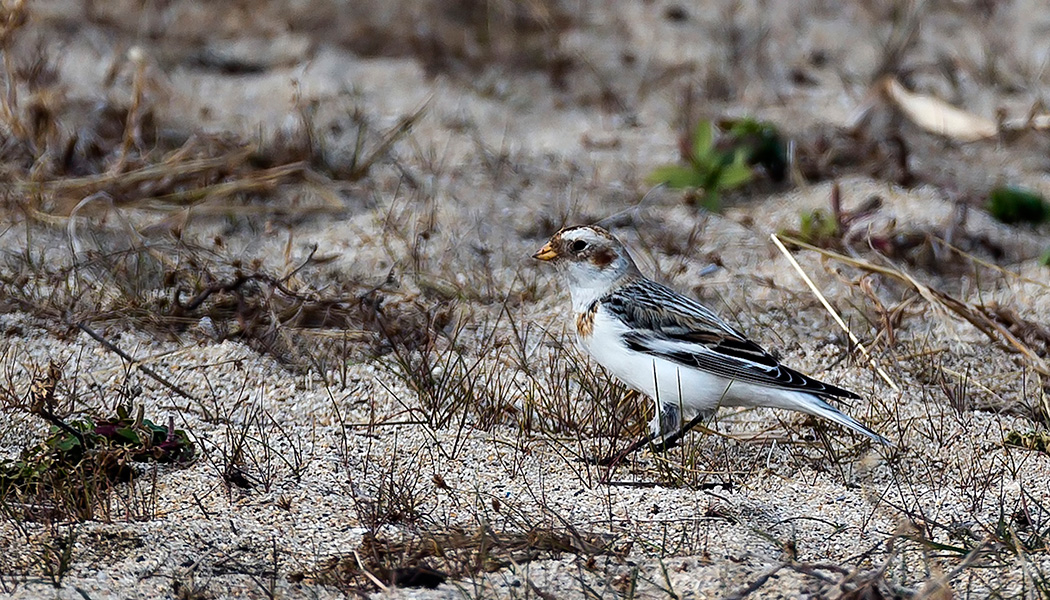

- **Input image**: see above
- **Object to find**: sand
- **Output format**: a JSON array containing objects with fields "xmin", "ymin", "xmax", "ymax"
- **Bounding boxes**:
[{"xmin": 2, "ymin": 1, "xmax": 1050, "ymax": 598}]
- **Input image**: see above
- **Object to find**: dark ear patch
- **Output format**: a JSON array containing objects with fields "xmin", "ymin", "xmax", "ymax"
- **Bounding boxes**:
[{"xmin": 592, "ymin": 248, "xmax": 616, "ymax": 267}]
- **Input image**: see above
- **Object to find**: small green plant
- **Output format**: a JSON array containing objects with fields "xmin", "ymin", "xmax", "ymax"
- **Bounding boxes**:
[
  {"xmin": 647, "ymin": 121, "xmax": 755, "ymax": 211},
  {"xmin": 986, "ymin": 186, "xmax": 1050, "ymax": 225},
  {"xmin": 778, "ymin": 183, "xmax": 883, "ymax": 250},
  {"xmin": 794, "ymin": 209, "xmax": 841, "ymax": 247},
  {"xmin": 0, "ymin": 392, "xmax": 195, "ymax": 520},
  {"xmin": 1040, "ymin": 248, "xmax": 1050, "ymax": 267},
  {"xmin": 1004, "ymin": 430, "xmax": 1050, "ymax": 453}
]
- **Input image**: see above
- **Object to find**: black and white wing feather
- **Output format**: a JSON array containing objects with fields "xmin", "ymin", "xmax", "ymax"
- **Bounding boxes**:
[{"xmin": 602, "ymin": 279, "xmax": 859, "ymax": 400}]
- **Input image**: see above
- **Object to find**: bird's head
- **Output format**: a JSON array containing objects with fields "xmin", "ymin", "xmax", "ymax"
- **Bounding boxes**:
[{"xmin": 532, "ymin": 225, "xmax": 640, "ymax": 293}]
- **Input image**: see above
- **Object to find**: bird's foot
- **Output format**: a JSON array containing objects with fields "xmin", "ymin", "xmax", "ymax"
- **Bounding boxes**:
[{"xmin": 650, "ymin": 412, "xmax": 710, "ymax": 453}]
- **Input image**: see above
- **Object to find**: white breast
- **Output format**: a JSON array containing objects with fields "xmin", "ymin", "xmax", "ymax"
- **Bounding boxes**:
[{"xmin": 577, "ymin": 305, "xmax": 736, "ymax": 419}]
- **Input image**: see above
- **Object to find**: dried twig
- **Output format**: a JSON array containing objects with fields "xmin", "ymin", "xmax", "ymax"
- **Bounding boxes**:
[
  {"xmin": 932, "ymin": 235, "xmax": 1049, "ymax": 290},
  {"xmin": 770, "ymin": 233, "xmax": 901, "ymax": 392},
  {"xmin": 73, "ymin": 321, "xmax": 197, "ymax": 401},
  {"xmin": 352, "ymin": 550, "xmax": 389, "ymax": 592},
  {"xmin": 724, "ymin": 564, "xmax": 785, "ymax": 600},
  {"xmin": 777, "ymin": 235, "xmax": 1050, "ymax": 378}
]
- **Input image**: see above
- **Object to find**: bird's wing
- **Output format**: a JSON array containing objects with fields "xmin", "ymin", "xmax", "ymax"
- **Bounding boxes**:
[{"xmin": 603, "ymin": 279, "xmax": 859, "ymax": 399}]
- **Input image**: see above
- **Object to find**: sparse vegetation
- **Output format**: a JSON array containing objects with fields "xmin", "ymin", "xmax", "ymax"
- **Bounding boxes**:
[
  {"xmin": 778, "ymin": 183, "xmax": 883, "ymax": 249},
  {"xmin": 1004, "ymin": 430, "xmax": 1050, "ymax": 453},
  {"xmin": 792, "ymin": 208, "xmax": 841, "ymax": 248},
  {"xmin": 649, "ymin": 117, "xmax": 788, "ymax": 211},
  {"xmin": 317, "ymin": 526, "xmax": 626, "ymax": 592},
  {"xmin": 647, "ymin": 120, "xmax": 756, "ymax": 211},
  {"xmin": 0, "ymin": 362, "xmax": 194, "ymax": 522},
  {"xmin": 721, "ymin": 117, "xmax": 788, "ymax": 182},
  {"xmin": 0, "ymin": 0, "xmax": 1049, "ymax": 598}
]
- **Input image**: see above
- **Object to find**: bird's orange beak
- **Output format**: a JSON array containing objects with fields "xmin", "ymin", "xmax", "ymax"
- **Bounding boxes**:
[{"xmin": 532, "ymin": 242, "xmax": 558, "ymax": 261}]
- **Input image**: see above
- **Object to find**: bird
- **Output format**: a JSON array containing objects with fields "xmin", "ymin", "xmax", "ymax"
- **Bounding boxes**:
[{"xmin": 532, "ymin": 224, "xmax": 890, "ymax": 463}]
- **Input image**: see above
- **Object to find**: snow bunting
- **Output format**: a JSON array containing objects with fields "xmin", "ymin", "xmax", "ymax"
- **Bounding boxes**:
[{"xmin": 533, "ymin": 225, "xmax": 890, "ymax": 457}]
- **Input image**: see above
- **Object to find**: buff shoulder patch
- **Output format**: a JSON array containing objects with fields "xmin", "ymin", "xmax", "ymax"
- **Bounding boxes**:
[{"xmin": 575, "ymin": 301, "xmax": 598, "ymax": 337}]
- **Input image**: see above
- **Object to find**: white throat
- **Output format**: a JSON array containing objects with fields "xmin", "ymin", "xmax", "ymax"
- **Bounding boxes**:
[
  {"xmin": 563, "ymin": 261, "xmax": 626, "ymax": 313},
  {"xmin": 567, "ymin": 278, "xmax": 608, "ymax": 313}
]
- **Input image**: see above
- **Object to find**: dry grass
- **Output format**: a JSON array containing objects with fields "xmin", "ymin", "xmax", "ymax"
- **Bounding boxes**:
[
  {"xmin": 315, "ymin": 525, "xmax": 627, "ymax": 592},
  {"xmin": 0, "ymin": 0, "xmax": 1049, "ymax": 598}
]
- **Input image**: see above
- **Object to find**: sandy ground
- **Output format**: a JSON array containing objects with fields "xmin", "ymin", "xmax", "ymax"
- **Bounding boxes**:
[{"xmin": 2, "ymin": 1, "xmax": 1050, "ymax": 598}]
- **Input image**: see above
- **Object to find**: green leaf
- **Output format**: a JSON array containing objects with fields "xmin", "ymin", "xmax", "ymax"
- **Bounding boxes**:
[
  {"xmin": 55, "ymin": 436, "xmax": 80, "ymax": 452},
  {"xmin": 692, "ymin": 121, "xmax": 715, "ymax": 163},
  {"xmin": 699, "ymin": 189, "xmax": 721, "ymax": 212},
  {"xmin": 142, "ymin": 419, "xmax": 166, "ymax": 435},
  {"xmin": 646, "ymin": 165, "xmax": 705, "ymax": 189},
  {"xmin": 72, "ymin": 419, "xmax": 94, "ymax": 433},
  {"xmin": 1040, "ymin": 248, "xmax": 1050, "ymax": 267},
  {"xmin": 116, "ymin": 427, "xmax": 140, "ymax": 444},
  {"xmin": 797, "ymin": 209, "xmax": 839, "ymax": 245},
  {"xmin": 1005, "ymin": 430, "xmax": 1050, "ymax": 452},
  {"xmin": 987, "ymin": 186, "xmax": 1050, "ymax": 225},
  {"xmin": 726, "ymin": 117, "xmax": 763, "ymax": 137},
  {"xmin": 718, "ymin": 152, "xmax": 754, "ymax": 188}
]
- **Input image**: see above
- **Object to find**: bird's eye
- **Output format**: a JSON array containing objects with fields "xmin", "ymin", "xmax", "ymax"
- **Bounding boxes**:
[{"xmin": 571, "ymin": 240, "xmax": 588, "ymax": 252}]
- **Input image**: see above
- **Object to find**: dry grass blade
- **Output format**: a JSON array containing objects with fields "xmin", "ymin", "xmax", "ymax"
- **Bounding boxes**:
[
  {"xmin": 1002, "ymin": 113, "xmax": 1050, "ymax": 133},
  {"xmin": 8, "ymin": 127, "xmax": 349, "ymax": 228},
  {"xmin": 977, "ymin": 304, "xmax": 1050, "ymax": 365},
  {"xmin": 916, "ymin": 538, "xmax": 990, "ymax": 598},
  {"xmin": 142, "ymin": 162, "xmax": 308, "ymax": 206},
  {"xmin": 143, "ymin": 168, "xmax": 344, "ymax": 215},
  {"xmin": 770, "ymin": 233, "xmax": 901, "ymax": 393},
  {"xmin": 352, "ymin": 550, "xmax": 389, "ymax": 592},
  {"xmin": 19, "ymin": 152, "xmax": 251, "ymax": 199},
  {"xmin": 17, "ymin": 155, "xmax": 322, "ymax": 221},
  {"xmin": 779, "ymin": 235, "xmax": 1050, "ymax": 378},
  {"xmin": 73, "ymin": 321, "xmax": 197, "ymax": 401},
  {"xmin": 0, "ymin": 0, "xmax": 30, "ymax": 137},
  {"xmin": 345, "ymin": 99, "xmax": 429, "ymax": 181}
]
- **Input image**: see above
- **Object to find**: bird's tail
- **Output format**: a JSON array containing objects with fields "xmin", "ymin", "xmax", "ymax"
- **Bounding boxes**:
[{"xmin": 778, "ymin": 392, "xmax": 893, "ymax": 446}]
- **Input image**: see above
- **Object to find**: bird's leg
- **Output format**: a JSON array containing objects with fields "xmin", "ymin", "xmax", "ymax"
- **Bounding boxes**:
[{"xmin": 648, "ymin": 411, "xmax": 708, "ymax": 453}]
